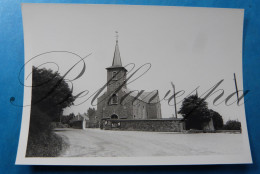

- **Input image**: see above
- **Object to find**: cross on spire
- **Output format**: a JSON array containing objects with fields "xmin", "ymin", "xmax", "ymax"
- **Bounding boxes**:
[{"xmin": 115, "ymin": 31, "xmax": 119, "ymax": 43}]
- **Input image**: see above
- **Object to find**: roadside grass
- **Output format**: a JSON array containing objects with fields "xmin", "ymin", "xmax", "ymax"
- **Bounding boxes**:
[{"xmin": 26, "ymin": 131, "xmax": 68, "ymax": 157}]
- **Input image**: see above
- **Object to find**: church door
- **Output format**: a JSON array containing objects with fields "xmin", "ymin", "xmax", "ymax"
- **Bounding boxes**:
[{"xmin": 111, "ymin": 114, "xmax": 118, "ymax": 119}]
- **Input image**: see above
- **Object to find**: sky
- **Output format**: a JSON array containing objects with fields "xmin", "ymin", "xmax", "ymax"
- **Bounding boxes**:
[{"xmin": 21, "ymin": 4, "xmax": 246, "ymax": 122}]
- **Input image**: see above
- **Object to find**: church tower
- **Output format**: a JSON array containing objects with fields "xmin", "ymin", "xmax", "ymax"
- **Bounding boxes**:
[
  {"xmin": 106, "ymin": 36, "xmax": 127, "ymax": 97},
  {"xmin": 96, "ymin": 33, "xmax": 162, "ymax": 121}
]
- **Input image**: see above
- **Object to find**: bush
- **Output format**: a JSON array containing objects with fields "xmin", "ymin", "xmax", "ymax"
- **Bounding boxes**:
[
  {"xmin": 27, "ymin": 106, "xmax": 52, "ymax": 137},
  {"xmin": 26, "ymin": 131, "xmax": 67, "ymax": 157},
  {"xmin": 224, "ymin": 120, "xmax": 241, "ymax": 130},
  {"xmin": 209, "ymin": 109, "xmax": 224, "ymax": 130},
  {"xmin": 51, "ymin": 122, "xmax": 69, "ymax": 129},
  {"xmin": 26, "ymin": 107, "xmax": 67, "ymax": 157}
]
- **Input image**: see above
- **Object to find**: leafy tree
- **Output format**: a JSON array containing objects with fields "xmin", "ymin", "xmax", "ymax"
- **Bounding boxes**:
[
  {"xmin": 61, "ymin": 113, "xmax": 75, "ymax": 124},
  {"xmin": 87, "ymin": 107, "xmax": 96, "ymax": 121},
  {"xmin": 178, "ymin": 95, "xmax": 211, "ymax": 130},
  {"xmin": 224, "ymin": 120, "xmax": 241, "ymax": 130},
  {"xmin": 31, "ymin": 67, "xmax": 75, "ymax": 121},
  {"xmin": 26, "ymin": 67, "xmax": 75, "ymax": 157},
  {"xmin": 69, "ymin": 113, "xmax": 76, "ymax": 118},
  {"xmin": 87, "ymin": 107, "xmax": 98, "ymax": 127},
  {"xmin": 209, "ymin": 109, "xmax": 224, "ymax": 130}
]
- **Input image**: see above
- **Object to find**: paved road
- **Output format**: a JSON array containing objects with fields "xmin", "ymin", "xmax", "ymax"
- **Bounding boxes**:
[{"xmin": 55, "ymin": 128, "xmax": 244, "ymax": 157}]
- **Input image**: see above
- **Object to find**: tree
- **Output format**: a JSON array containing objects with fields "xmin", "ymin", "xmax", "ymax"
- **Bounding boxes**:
[
  {"xmin": 26, "ymin": 67, "xmax": 75, "ymax": 157},
  {"xmin": 224, "ymin": 120, "xmax": 241, "ymax": 130},
  {"xmin": 87, "ymin": 107, "xmax": 98, "ymax": 127},
  {"xmin": 209, "ymin": 109, "xmax": 224, "ymax": 130},
  {"xmin": 61, "ymin": 113, "xmax": 75, "ymax": 124},
  {"xmin": 178, "ymin": 95, "xmax": 211, "ymax": 130},
  {"xmin": 31, "ymin": 67, "xmax": 75, "ymax": 121},
  {"xmin": 87, "ymin": 107, "xmax": 96, "ymax": 121}
]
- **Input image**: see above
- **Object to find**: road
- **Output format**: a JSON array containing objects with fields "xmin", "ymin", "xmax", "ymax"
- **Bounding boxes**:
[{"xmin": 55, "ymin": 128, "xmax": 244, "ymax": 157}]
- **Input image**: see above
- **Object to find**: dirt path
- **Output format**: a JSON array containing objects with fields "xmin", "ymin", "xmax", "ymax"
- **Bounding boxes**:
[{"xmin": 55, "ymin": 128, "xmax": 244, "ymax": 157}]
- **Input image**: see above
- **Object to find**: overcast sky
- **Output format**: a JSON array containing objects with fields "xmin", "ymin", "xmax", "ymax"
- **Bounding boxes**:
[{"xmin": 22, "ymin": 4, "xmax": 245, "ymax": 122}]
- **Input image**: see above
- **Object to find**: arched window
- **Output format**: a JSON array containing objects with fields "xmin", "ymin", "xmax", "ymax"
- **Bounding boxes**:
[
  {"xmin": 111, "ymin": 94, "xmax": 118, "ymax": 105},
  {"xmin": 112, "ymin": 71, "xmax": 117, "ymax": 80}
]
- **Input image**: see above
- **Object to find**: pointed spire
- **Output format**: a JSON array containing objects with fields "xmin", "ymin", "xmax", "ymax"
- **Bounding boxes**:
[{"xmin": 112, "ymin": 31, "xmax": 122, "ymax": 67}]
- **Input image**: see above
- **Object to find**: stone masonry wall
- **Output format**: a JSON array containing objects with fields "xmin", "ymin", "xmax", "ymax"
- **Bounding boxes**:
[{"xmin": 102, "ymin": 119, "xmax": 185, "ymax": 132}]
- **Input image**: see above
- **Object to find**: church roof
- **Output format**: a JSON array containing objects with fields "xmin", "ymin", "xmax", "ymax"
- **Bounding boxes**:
[
  {"xmin": 106, "ymin": 40, "xmax": 127, "ymax": 71},
  {"xmin": 112, "ymin": 40, "xmax": 122, "ymax": 67},
  {"xmin": 122, "ymin": 88, "xmax": 160, "ymax": 104}
]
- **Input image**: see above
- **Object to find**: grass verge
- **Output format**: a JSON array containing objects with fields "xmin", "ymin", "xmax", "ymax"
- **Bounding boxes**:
[{"xmin": 26, "ymin": 131, "xmax": 68, "ymax": 157}]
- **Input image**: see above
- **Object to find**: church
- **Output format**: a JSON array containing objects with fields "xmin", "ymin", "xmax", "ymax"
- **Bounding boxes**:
[{"xmin": 96, "ymin": 38, "xmax": 162, "ymax": 121}]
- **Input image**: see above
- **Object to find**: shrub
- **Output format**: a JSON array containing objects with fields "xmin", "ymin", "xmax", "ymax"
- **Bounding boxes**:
[
  {"xmin": 209, "ymin": 109, "xmax": 224, "ymax": 130},
  {"xmin": 26, "ymin": 107, "xmax": 67, "ymax": 157},
  {"xmin": 224, "ymin": 120, "xmax": 241, "ymax": 130},
  {"xmin": 26, "ymin": 131, "xmax": 67, "ymax": 157}
]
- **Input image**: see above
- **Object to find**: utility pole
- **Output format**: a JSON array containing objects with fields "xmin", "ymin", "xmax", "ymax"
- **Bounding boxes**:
[
  {"xmin": 233, "ymin": 73, "xmax": 239, "ymax": 105},
  {"xmin": 171, "ymin": 82, "xmax": 178, "ymax": 118}
]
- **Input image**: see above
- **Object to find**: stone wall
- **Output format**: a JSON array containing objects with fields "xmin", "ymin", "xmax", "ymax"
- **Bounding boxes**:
[
  {"xmin": 146, "ymin": 103, "xmax": 159, "ymax": 119},
  {"xmin": 133, "ymin": 99, "xmax": 147, "ymax": 119},
  {"xmin": 97, "ymin": 90, "xmax": 134, "ymax": 119},
  {"xmin": 101, "ymin": 119, "xmax": 185, "ymax": 132}
]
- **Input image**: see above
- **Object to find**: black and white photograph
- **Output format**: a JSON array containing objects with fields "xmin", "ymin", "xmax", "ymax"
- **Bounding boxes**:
[{"xmin": 16, "ymin": 3, "xmax": 252, "ymax": 165}]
